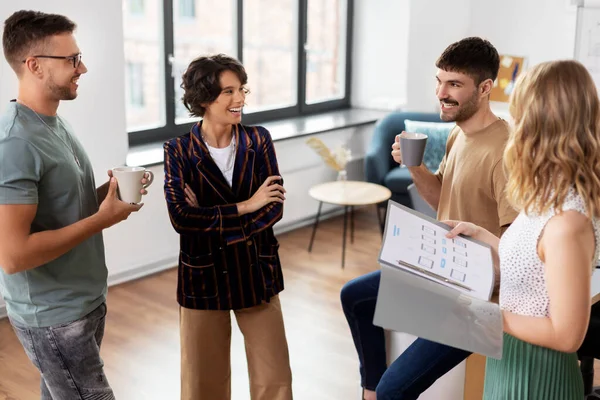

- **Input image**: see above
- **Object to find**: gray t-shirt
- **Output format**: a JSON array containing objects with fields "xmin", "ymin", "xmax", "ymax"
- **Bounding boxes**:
[{"xmin": 0, "ymin": 101, "xmax": 107, "ymax": 328}]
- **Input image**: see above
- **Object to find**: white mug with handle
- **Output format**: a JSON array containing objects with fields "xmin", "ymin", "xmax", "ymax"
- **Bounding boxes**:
[{"xmin": 111, "ymin": 166, "xmax": 154, "ymax": 204}]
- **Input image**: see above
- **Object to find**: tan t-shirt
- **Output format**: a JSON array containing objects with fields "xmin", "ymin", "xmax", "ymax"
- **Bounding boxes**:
[{"xmin": 435, "ymin": 119, "xmax": 518, "ymax": 237}]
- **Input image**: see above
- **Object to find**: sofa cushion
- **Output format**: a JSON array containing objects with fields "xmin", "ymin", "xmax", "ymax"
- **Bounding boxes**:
[
  {"xmin": 404, "ymin": 119, "xmax": 455, "ymax": 171},
  {"xmin": 384, "ymin": 166, "xmax": 413, "ymax": 194}
]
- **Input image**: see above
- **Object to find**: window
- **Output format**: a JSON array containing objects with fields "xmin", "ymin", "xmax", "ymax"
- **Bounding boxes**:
[
  {"xmin": 123, "ymin": 0, "xmax": 353, "ymax": 146},
  {"xmin": 243, "ymin": 0, "xmax": 297, "ymax": 113},
  {"xmin": 305, "ymin": 0, "xmax": 347, "ymax": 104},
  {"xmin": 178, "ymin": 0, "xmax": 196, "ymax": 18},
  {"xmin": 123, "ymin": 0, "xmax": 165, "ymax": 132},
  {"xmin": 128, "ymin": 0, "xmax": 145, "ymax": 15},
  {"xmin": 126, "ymin": 63, "xmax": 145, "ymax": 107},
  {"xmin": 173, "ymin": 0, "xmax": 235, "ymax": 124}
]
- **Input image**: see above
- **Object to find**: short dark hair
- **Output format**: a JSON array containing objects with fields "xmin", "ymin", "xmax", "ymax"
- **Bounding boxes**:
[
  {"xmin": 181, "ymin": 54, "xmax": 248, "ymax": 117},
  {"xmin": 3, "ymin": 10, "xmax": 76, "ymax": 74},
  {"xmin": 435, "ymin": 37, "xmax": 500, "ymax": 85}
]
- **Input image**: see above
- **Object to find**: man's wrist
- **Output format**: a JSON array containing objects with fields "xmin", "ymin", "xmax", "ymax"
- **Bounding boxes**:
[
  {"xmin": 408, "ymin": 163, "xmax": 427, "ymax": 174},
  {"xmin": 87, "ymin": 212, "xmax": 107, "ymax": 234}
]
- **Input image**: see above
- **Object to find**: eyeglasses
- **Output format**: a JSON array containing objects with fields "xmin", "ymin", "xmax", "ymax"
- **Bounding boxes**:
[{"xmin": 21, "ymin": 53, "xmax": 83, "ymax": 69}]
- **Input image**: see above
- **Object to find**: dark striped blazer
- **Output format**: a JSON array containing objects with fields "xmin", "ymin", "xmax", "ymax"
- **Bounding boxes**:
[{"xmin": 163, "ymin": 122, "xmax": 284, "ymax": 310}]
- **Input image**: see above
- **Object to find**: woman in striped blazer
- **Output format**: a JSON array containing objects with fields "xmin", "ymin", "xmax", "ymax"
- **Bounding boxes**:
[{"xmin": 163, "ymin": 54, "xmax": 292, "ymax": 400}]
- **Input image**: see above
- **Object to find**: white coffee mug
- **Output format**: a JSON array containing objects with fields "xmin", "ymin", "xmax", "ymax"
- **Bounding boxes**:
[{"xmin": 111, "ymin": 166, "xmax": 154, "ymax": 204}]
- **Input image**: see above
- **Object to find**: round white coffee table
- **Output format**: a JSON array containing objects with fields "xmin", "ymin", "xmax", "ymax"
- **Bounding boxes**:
[{"xmin": 307, "ymin": 180, "xmax": 392, "ymax": 268}]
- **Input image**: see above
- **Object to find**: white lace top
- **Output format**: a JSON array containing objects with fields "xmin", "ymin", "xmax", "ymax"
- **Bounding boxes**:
[{"xmin": 498, "ymin": 191, "xmax": 600, "ymax": 317}]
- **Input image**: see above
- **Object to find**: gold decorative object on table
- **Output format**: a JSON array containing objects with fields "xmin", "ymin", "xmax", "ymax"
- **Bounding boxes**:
[{"xmin": 306, "ymin": 137, "xmax": 352, "ymax": 181}]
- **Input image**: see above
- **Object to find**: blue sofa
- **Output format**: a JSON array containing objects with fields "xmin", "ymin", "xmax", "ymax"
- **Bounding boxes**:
[{"xmin": 364, "ymin": 111, "xmax": 450, "ymax": 208}]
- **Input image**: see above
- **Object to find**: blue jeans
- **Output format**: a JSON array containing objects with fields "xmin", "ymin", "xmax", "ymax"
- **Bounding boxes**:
[
  {"xmin": 340, "ymin": 270, "xmax": 471, "ymax": 400},
  {"xmin": 10, "ymin": 303, "xmax": 115, "ymax": 400}
]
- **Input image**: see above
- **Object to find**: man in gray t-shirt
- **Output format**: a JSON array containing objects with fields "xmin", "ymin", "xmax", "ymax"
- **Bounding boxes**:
[
  {"xmin": 0, "ymin": 11, "xmax": 148, "ymax": 399},
  {"xmin": 0, "ymin": 101, "xmax": 111, "ymax": 327}
]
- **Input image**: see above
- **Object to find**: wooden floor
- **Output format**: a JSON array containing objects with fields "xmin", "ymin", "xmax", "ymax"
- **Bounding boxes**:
[
  {"xmin": 0, "ymin": 208, "xmax": 384, "ymax": 400},
  {"xmin": 2, "ymin": 207, "xmax": 600, "ymax": 400}
]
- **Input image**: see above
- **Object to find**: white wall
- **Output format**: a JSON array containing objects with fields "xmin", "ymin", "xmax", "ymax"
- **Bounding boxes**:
[
  {"xmin": 469, "ymin": 0, "xmax": 577, "ymax": 66},
  {"xmin": 351, "ymin": 0, "xmax": 474, "ymax": 113},
  {"xmin": 405, "ymin": 0, "xmax": 472, "ymax": 112},
  {"xmin": 469, "ymin": 0, "xmax": 578, "ymax": 114},
  {"xmin": 378, "ymin": 0, "xmax": 578, "ymax": 114},
  {"xmin": 350, "ymin": 0, "xmax": 472, "ymax": 112},
  {"xmin": 351, "ymin": 0, "xmax": 410, "ymax": 110}
]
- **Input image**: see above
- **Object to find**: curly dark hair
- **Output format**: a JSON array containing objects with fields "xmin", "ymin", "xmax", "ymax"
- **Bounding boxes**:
[
  {"xmin": 181, "ymin": 54, "xmax": 248, "ymax": 117},
  {"xmin": 435, "ymin": 37, "xmax": 500, "ymax": 85},
  {"xmin": 3, "ymin": 10, "xmax": 76, "ymax": 74}
]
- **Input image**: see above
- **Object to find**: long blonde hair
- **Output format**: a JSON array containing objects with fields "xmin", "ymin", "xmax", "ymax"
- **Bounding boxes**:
[{"xmin": 504, "ymin": 60, "xmax": 600, "ymax": 218}]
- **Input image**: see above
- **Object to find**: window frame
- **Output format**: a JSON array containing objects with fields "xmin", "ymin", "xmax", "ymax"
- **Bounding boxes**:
[{"xmin": 127, "ymin": 0, "xmax": 354, "ymax": 147}]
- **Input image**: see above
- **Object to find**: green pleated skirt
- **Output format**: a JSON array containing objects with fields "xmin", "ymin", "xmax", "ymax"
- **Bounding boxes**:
[{"xmin": 483, "ymin": 333, "xmax": 583, "ymax": 400}]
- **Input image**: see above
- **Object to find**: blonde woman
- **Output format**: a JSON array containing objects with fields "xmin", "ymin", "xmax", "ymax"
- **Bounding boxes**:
[{"xmin": 445, "ymin": 60, "xmax": 600, "ymax": 399}]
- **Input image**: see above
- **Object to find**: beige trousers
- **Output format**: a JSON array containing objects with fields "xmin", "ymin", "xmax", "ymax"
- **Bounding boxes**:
[{"xmin": 180, "ymin": 296, "xmax": 293, "ymax": 400}]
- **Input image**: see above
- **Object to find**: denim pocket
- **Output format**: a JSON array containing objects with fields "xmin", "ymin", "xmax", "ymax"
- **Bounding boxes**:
[
  {"xmin": 48, "ymin": 312, "xmax": 113, "ymax": 395},
  {"xmin": 180, "ymin": 251, "xmax": 219, "ymax": 299},
  {"xmin": 10, "ymin": 323, "xmax": 43, "ymax": 372}
]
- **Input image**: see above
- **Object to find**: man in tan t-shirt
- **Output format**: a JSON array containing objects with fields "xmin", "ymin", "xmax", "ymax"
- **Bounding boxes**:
[
  {"xmin": 341, "ymin": 37, "xmax": 518, "ymax": 400},
  {"xmin": 432, "ymin": 120, "xmax": 515, "ymax": 237}
]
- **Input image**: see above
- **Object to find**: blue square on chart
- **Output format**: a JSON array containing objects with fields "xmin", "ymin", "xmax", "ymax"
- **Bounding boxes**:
[
  {"xmin": 442, "ymin": 247, "xmax": 447, "ymax": 254},
  {"xmin": 441, "ymin": 259, "xmax": 446, "ymax": 268}
]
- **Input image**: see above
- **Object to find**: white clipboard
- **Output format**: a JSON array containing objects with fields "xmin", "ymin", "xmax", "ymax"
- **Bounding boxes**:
[
  {"xmin": 373, "ymin": 201, "xmax": 503, "ymax": 359},
  {"xmin": 378, "ymin": 201, "xmax": 495, "ymax": 301}
]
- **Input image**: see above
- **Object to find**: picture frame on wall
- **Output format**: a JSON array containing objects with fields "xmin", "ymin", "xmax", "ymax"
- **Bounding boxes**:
[{"xmin": 490, "ymin": 54, "xmax": 527, "ymax": 103}]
